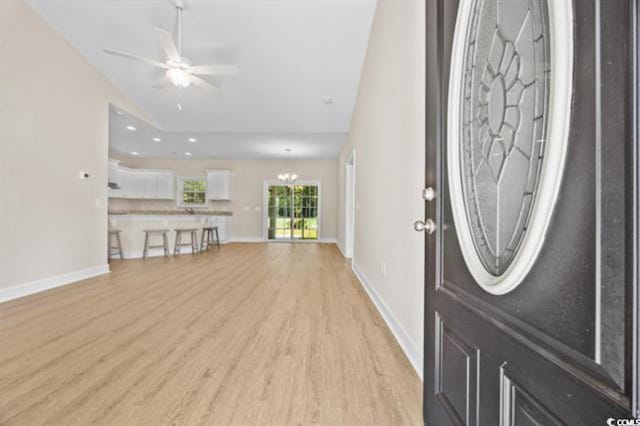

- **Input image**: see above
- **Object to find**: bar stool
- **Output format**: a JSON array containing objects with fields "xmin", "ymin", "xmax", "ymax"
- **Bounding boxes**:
[
  {"xmin": 108, "ymin": 229, "xmax": 124, "ymax": 259},
  {"xmin": 200, "ymin": 226, "xmax": 221, "ymax": 251},
  {"xmin": 142, "ymin": 229, "xmax": 170, "ymax": 259},
  {"xmin": 174, "ymin": 228, "xmax": 199, "ymax": 255}
]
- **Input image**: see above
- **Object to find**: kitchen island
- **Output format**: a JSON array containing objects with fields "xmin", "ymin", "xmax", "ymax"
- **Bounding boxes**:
[{"xmin": 108, "ymin": 210, "xmax": 233, "ymax": 259}]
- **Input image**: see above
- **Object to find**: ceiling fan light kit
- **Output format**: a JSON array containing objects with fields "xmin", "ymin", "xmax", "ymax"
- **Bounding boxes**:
[
  {"xmin": 103, "ymin": 0, "xmax": 238, "ymax": 103},
  {"xmin": 166, "ymin": 68, "xmax": 192, "ymax": 88}
]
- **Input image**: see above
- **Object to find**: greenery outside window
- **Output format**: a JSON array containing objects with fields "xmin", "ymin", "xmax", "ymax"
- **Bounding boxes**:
[
  {"xmin": 266, "ymin": 183, "xmax": 319, "ymax": 240},
  {"xmin": 177, "ymin": 177, "xmax": 207, "ymax": 207}
]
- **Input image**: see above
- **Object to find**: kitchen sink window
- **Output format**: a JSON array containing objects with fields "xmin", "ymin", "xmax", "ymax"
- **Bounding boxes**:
[{"xmin": 178, "ymin": 177, "xmax": 207, "ymax": 208}]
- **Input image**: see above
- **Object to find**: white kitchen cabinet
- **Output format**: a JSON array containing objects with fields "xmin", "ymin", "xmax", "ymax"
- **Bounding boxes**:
[
  {"xmin": 130, "ymin": 174, "xmax": 146, "ymax": 199},
  {"xmin": 118, "ymin": 170, "xmax": 132, "ymax": 198},
  {"xmin": 156, "ymin": 174, "xmax": 175, "ymax": 199},
  {"xmin": 206, "ymin": 170, "xmax": 231, "ymax": 200},
  {"xmin": 143, "ymin": 175, "xmax": 157, "ymax": 198},
  {"xmin": 108, "ymin": 160, "xmax": 121, "ymax": 197},
  {"xmin": 108, "ymin": 160, "xmax": 176, "ymax": 200}
]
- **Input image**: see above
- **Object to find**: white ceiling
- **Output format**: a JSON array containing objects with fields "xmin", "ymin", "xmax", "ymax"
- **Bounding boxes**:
[
  {"xmin": 109, "ymin": 104, "xmax": 346, "ymax": 159},
  {"xmin": 26, "ymin": 0, "xmax": 376, "ymax": 136}
]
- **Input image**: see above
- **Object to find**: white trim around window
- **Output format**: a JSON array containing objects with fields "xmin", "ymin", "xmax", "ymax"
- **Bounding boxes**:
[{"xmin": 176, "ymin": 176, "xmax": 208, "ymax": 208}]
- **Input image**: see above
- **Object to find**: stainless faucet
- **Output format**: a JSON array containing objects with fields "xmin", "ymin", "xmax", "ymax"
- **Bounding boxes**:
[{"xmin": 185, "ymin": 208, "xmax": 195, "ymax": 215}]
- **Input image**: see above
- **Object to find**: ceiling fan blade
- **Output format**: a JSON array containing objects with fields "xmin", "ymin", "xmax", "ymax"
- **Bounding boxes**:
[
  {"xmin": 152, "ymin": 75, "xmax": 171, "ymax": 90},
  {"xmin": 189, "ymin": 75, "xmax": 219, "ymax": 91},
  {"xmin": 154, "ymin": 27, "xmax": 181, "ymax": 62},
  {"xmin": 193, "ymin": 64, "xmax": 239, "ymax": 76},
  {"xmin": 103, "ymin": 48, "xmax": 168, "ymax": 69}
]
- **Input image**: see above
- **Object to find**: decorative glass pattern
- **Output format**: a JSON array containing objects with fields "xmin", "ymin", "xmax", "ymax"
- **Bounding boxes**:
[{"xmin": 459, "ymin": 0, "xmax": 550, "ymax": 275}]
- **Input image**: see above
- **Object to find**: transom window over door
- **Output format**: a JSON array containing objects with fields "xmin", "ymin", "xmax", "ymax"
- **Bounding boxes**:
[{"xmin": 265, "ymin": 182, "xmax": 320, "ymax": 241}]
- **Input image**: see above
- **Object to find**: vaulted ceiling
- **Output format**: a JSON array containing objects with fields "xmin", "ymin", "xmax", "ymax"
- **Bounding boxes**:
[{"xmin": 26, "ymin": 0, "xmax": 376, "ymax": 138}]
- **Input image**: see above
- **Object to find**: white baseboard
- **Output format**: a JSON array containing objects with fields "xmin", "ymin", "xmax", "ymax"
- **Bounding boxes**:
[
  {"xmin": 230, "ymin": 237, "xmax": 265, "ymax": 243},
  {"xmin": 229, "ymin": 237, "xmax": 338, "ymax": 244},
  {"xmin": 0, "ymin": 264, "xmax": 110, "ymax": 303},
  {"xmin": 336, "ymin": 241, "xmax": 346, "ymax": 257},
  {"xmin": 320, "ymin": 238, "xmax": 337, "ymax": 244},
  {"xmin": 351, "ymin": 262, "xmax": 423, "ymax": 380}
]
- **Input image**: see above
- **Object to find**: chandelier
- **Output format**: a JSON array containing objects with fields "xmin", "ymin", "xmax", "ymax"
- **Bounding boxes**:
[{"xmin": 278, "ymin": 148, "xmax": 298, "ymax": 183}]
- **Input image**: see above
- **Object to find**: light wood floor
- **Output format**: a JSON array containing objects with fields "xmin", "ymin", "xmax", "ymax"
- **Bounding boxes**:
[{"xmin": 0, "ymin": 243, "xmax": 422, "ymax": 425}]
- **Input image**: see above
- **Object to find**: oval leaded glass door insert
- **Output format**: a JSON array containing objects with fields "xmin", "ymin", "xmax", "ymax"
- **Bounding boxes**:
[{"xmin": 447, "ymin": 0, "xmax": 574, "ymax": 295}]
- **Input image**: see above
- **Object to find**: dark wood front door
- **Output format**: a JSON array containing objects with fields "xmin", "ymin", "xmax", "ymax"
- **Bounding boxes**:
[{"xmin": 424, "ymin": 0, "xmax": 638, "ymax": 424}]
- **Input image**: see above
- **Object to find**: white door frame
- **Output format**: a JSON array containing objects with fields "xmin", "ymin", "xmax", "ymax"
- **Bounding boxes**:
[
  {"xmin": 344, "ymin": 150, "xmax": 356, "ymax": 258},
  {"xmin": 262, "ymin": 180, "xmax": 322, "ymax": 241}
]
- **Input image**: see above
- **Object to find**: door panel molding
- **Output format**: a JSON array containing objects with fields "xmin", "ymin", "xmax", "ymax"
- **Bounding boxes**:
[
  {"xmin": 439, "ymin": 280, "xmax": 630, "ymax": 409},
  {"xmin": 499, "ymin": 363, "xmax": 563, "ymax": 426},
  {"xmin": 435, "ymin": 312, "xmax": 479, "ymax": 425}
]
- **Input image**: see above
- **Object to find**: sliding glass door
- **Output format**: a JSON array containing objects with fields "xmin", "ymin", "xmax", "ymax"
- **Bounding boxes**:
[{"xmin": 266, "ymin": 183, "xmax": 319, "ymax": 240}]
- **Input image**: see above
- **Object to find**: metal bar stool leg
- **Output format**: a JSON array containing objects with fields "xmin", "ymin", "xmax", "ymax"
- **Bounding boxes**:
[
  {"xmin": 143, "ymin": 232, "xmax": 150, "ymax": 260},
  {"xmin": 215, "ymin": 228, "xmax": 220, "ymax": 248},
  {"xmin": 174, "ymin": 231, "xmax": 181, "ymax": 255},
  {"xmin": 116, "ymin": 232, "xmax": 124, "ymax": 259},
  {"xmin": 191, "ymin": 230, "xmax": 198, "ymax": 254},
  {"xmin": 200, "ymin": 229, "xmax": 206, "ymax": 252},
  {"xmin": 163, "ymin": 232, "xmax": 169, "ymax": 257}
]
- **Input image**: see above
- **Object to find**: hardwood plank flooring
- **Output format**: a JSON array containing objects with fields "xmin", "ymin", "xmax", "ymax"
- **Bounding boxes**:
[{"xmin": 0, "ymin": 243, "xmax": 422, "ymax": 425}]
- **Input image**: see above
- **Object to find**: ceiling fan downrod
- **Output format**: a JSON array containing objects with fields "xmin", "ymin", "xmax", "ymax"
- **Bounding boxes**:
[{"xmin": 176, "ymin": 2, "xmax": 183, "ymax": 57}]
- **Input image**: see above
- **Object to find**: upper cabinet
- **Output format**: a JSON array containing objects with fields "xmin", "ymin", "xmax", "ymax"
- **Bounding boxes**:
[
  {"xmin": 155, "ymin": 174, "xmax": 175, "ymax": 199},
  {"xmin": 108, "ymin": 159, "xmax": 176, "ymax": 200},
  {"xmin": 206, "ymin": 170, "xmax": 231, "ymax": 200}
]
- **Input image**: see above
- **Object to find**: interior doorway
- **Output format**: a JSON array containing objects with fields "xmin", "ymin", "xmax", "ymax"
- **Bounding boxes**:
[{"xmin": 344, "ymin": 150, "xmax": 356, "ymax": 258}]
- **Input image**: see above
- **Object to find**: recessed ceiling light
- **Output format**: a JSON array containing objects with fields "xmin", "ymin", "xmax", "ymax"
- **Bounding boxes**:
[
  {"xmin": 188, "ymin": 138, "xmax": 197, "ymax": 143},
  {"xmin": 324, "ymin": 96, "xmax": 333, "ymax": 104},
  {"xmin": 185, "ymin": 152, "xmax": 192, "ymax": 156},
  {"xmin": 152, "ymin": 137, "xmax": 161, "ymax": 142},
  {"xmin": 131, "ymin": 151, "xmax": 139, "ymax": 156},
  {"xmin": 114, "ymin": 109, "xmax": 124, "ymax": 116},
  {"xmin": 126, "ymin": 125, "xmax": 137, "ymax": 131}
]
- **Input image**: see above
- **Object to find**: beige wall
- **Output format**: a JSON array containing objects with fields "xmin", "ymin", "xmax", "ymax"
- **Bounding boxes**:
[
  {"xmin": 0, "ymin": 0, "xmax": 147, "ymax": 291},
  {"xmin": 337, "ymin": 0, "xmax": 425, "ymax": 374},
  {"xmin": 109, "ymin": 155, "xmax": 338, "ymax": 241}
]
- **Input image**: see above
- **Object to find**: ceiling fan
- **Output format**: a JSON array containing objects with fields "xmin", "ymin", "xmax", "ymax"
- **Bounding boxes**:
[{"xmin": 103, "ymin": 0, "xmax": 238, "ymax": 92}]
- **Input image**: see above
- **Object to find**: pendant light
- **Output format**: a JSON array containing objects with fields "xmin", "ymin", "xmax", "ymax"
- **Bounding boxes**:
[{"xmin": 278, "ymin": 148, "xmax": 298, "ymax": 183}]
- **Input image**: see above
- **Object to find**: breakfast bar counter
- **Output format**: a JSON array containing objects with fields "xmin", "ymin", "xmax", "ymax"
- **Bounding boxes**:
[{"xmin": 108, "ymin": 211, "xmax": 233, "ymax": 258}]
